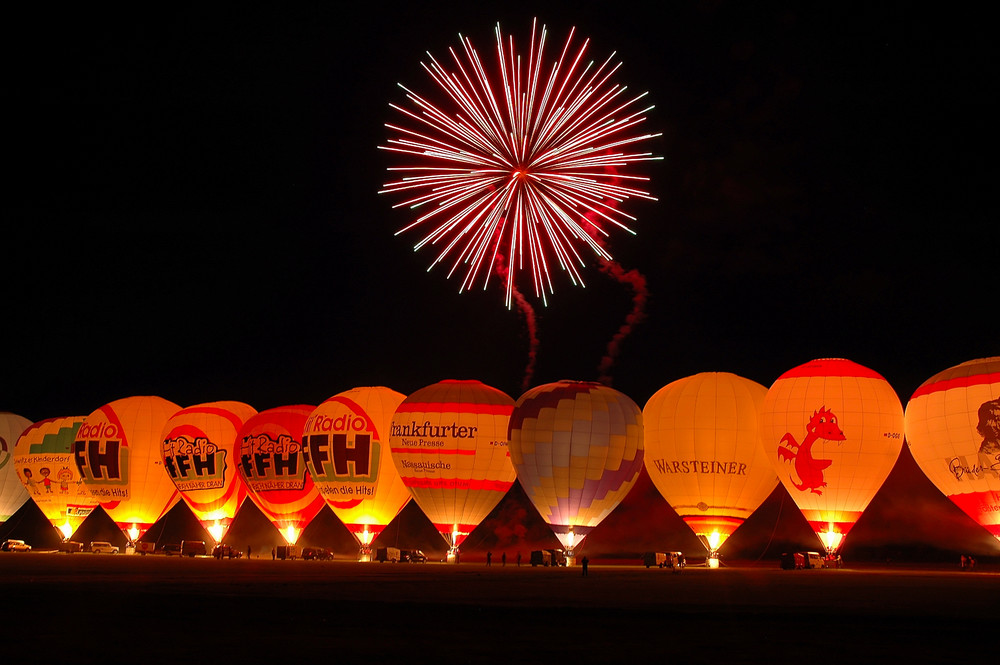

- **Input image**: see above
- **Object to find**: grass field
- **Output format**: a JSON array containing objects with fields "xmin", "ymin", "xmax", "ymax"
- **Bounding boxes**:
[{"xmin": 2, "ymin": 553, "xmax": 996, "ymax": 664}]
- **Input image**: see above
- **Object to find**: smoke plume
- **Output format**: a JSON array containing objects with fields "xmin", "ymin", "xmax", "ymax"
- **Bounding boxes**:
[
  {"xmin": 493, "ymin": 253, "xmax": 539, "ymax": 393},
  {"xmin": 597, "ymin": 258, "xmax": 649, "ymax": 386}
]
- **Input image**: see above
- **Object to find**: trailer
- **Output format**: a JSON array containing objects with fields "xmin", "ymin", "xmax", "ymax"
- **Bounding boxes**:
[
  {"xmin": 135, "ymin": 541, "xmax": 157, "ymax": 555},
  {"xmin": 376, "ymin": 547, "xmax": 400, "ymax": 562}
]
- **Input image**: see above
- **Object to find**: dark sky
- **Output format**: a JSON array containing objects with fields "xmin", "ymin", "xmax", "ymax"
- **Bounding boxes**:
[
  {"xmin": 3, "ymin": 2, "xmax": 996, "ymax": 553},
  {"xmin": 4, "ymin": 2, "xmax": 994, "ymax": 419}
]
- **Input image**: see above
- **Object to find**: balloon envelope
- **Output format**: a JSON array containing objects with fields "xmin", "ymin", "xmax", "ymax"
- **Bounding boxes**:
[
  {"xmin": 303, "ymin": 387, "xmax": 410, "ymax": 553},
  {"xmin": 236, "ymin": 405, "xmax": 324, "ymax": 544},
  {"xmin": 74, "ymin": 396, "xmax": 182, "ymax": 540},
  {"xmin": 643, "ymin": 373, "xmax": 777, "ymax": 554},
  {"xmin": 389, "ymin": 380, "xmax": 516, "ymax": 550},
  {"xmin": 904, "ymin": 357, "xmax": 1000, "ymax": 542},
  {"xmin": 161, "ymin": 401, "xmax": 258, "ymax": 543},
  {"xmin": 760, "ymin": 359, "xmax": 904, "ymax": 553},
  {"xmin": 1, "ymin": 412, "xmax": 32, "ymax": 523},
  {"xmin": 14, "ymin": 416, "xmax": 100, "ymax": 539},
  {"xmin": 508, "ymin": 381, "xmax": 644, "ymax": 554}
]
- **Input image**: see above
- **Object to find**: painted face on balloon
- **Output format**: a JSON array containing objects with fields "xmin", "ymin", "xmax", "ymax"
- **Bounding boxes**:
[{"xmin": 977, "ymin": 398, "xmax": 1000, "ymax": 456}]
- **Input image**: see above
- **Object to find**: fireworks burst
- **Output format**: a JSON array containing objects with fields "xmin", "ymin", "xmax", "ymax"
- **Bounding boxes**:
[{"xmin": 379, "ymin": 19, "xmax": 661, "ymax": 307}]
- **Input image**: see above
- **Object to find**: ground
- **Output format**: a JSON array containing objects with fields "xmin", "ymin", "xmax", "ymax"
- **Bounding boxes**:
[{"xmin": 2, "ymin": 554, "xmax": 995, "ymax": 663}]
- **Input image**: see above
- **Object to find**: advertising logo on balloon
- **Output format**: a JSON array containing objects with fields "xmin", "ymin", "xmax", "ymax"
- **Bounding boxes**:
[
  {"xmin": 162, "ymin": 435, "xmax": 228, "ymax": 490},
  {"xmin": 239, "ymin": 432, "xmax": 306, "ymax": 490},
  {"xmin": 776, "ymin": 407, "xmax": 845, "ymax": 495},
  {"xmin": 648, "ymin": 459, "xmax": 749, "ymax": 476},
  {"xmin": 303, "ymin": 412, "xmax": 379, "ymax": 485},
  {"xmin": 73, "ymin": 419, "xmax": 130, "ymax": 497},
  {"xmin": 944, "ymin": 397, "xmax": 1000, "ymax": 482}
]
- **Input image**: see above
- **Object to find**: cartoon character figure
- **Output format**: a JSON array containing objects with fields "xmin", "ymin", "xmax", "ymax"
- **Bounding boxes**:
[
  {"xmin": 23, "ymin": 468, "xmax": 40, "ymax": 495},
  {"xmin": 39, "ymin": 467, "xmax": 53, "ymax": 493},
  {"xmin": 777, "ymin": 407, "xmax": 845, "ymax": 495},
  {"xmin": 977, "ymin": 398, "xmax": 1000, "ymax": 457},
  {"xmin": 56, "ymin": 467, "xmax": 74, "ymax": 494}
]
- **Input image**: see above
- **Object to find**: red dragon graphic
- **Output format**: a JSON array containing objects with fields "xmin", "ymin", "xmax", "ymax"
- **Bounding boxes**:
[{"xmin": 777, "ymin": 407, "xmax": 845, "ymax": 495}]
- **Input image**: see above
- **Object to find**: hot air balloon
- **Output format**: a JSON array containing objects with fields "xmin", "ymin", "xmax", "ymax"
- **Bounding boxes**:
[
  {"xmin": 14, "ymin": 416, "xmax": 100, "ymax": 540},
  {"xmin": 303, "ymin": 387, "xmax": 410, "ymax": 560},
  {"xmin": 904, "ymin": 357, "xmax": 1000, "ymax": 543},
  {"xmin": 759, "ymin": 358, "xmax": 904, "ymax": 555},
  {"xmin": 389, "ymin": 380, "xmax": 516, "ymax": 560},
  {"xmin": 74, "ymin": 396, "xmax": 182, "ymax": 543},
  {"xmin": 643, "ymin": 373, "xmax": 778, "ymax": 566},
  {"xmin": 1, "ymin": 412, "xmax": 32, "ymax": 525},
  {"xmin": 508, "ymin": 381, "xmax": 644, "ymax": 561},
  {"xmin": 160, "ymin": 401, "xmax": 258, "ymax": 544},
  {"xmin": 236, "ymin": 405, "xmax": 324, "ymax": 545}
]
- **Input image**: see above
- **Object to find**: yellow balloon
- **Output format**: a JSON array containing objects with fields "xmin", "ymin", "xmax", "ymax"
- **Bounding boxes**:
[
  {"xmin": 303, "ymin": 387, "xmax": 411, "ymax": 557},
  {"xmin": 643, "ymin": 373, "xmax": 777, "ymax": 555},
  {"xmin": 14, "ymin": 416, "xmax": 100, "ymax": 540},
  {"xmin": 75, "ymin": 396, "xmax": 182, "ymax": 541},
  {"xmin": 904, "ymin": 356, "xmax": 1000, "ymax": 543},
  {"xmin": 760, "ymin": 359, "xmax": 904, "ymax": 554},
  {"xmin": 389, "ymin": 380, "xmax": 515, "ymax": 553}
]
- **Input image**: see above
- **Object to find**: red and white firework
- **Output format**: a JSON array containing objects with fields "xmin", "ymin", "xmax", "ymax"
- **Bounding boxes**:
[{"xmin": 380, "ymin": 19, "xmax": 661, "ymax": 307}]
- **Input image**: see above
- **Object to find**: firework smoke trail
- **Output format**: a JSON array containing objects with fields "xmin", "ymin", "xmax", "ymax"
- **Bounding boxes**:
[
  {"xmin": 379, "ymin": 19, "xmax": 661, "ymax": 305},
  {"xmin": 597, "ymin": 258, "xmax": 648, "ymax": 386},
  {"xmin": 495, "ymin": 253, "xmax": 539, "ymax": 392}
]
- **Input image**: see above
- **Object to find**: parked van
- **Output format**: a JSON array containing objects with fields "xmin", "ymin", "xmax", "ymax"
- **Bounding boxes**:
[
  {"xmin": 180, "ymin": 540, "xmax": 207, "ymax": 557},
  {"xmin": 90, "ymin": 541, "xmax": 119, "ymax": 554},
  {"xmin": 802, "ymin": 552, "xmax": 825, "ymax": 569}
]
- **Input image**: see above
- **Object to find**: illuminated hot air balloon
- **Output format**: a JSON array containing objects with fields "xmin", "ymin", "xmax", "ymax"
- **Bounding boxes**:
[
  {"xmin": 643, "ymin": 373, "xmax": 778, "ymax": 565},
  {"xmin": 759, "ymin": 359, "xmax": 904, "ymax": 555},
  {"xmin": 236, "ymin": 405, "xmax": 324, "ymax": 545},
  {"xmin": 508, "ymin": 381, "xmax": 644, "ymax": 560},
  {"xmin": 74, "ymin": 396, "xmax": 182, "ymax": 543},
  {"xmin": 160, "ymin": 401, "xmax": 258, "ymax": 544},
  {"xmin": 904, "ymin": 357, "xmax": 1000, "ymax": 543},
  {"xmin": 389, "ymin": 380, "xmax": 516, "ymax": 560},
  {"xmin": 1, "ymin": 412, "xmax": 32, "ymax": 525},
  {"xmin": 14, "ymin": 416, "xmax": 100, "ymax": 540},
  {"xmin": 303, "ymin": 387, "xmax": 410, "ymax": 560}
]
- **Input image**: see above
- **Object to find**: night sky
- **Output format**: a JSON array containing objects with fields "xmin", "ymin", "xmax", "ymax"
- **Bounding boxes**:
[{"xmin": 4, "ymin": 3, "xmax": 996, "ymax": 555}]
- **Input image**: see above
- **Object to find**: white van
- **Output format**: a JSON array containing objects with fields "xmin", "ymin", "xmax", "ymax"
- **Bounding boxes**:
[{"xmin": 90, "ymin": 541, "xmax": 119, "ymax": 554}]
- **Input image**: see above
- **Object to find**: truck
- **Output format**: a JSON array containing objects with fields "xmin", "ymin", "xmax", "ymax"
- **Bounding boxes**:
[
  {"xmin": 642, "ymin": 552, "xmax": 667, "ymax": 568},
  {"xmin": 275, "ymin": 544, "xmax": 302, "ymax": 560},
  {"xmin": 376, "ymin": 547, "xmax": 400, "ymax": 562},
  {"xmin": 530, "ymin": 549, "xmax": 567, "ymax": 567},
  {"xmin": 641, "ymin": 551, "xmax": 685, "ymax": 569},
  {"xmin": 400, "ymin": 549, "xmax": 427, "ymax": 563},
  {"xmin": 643, "ymin": 552, "xmax": 667, "ymax": 568}
]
